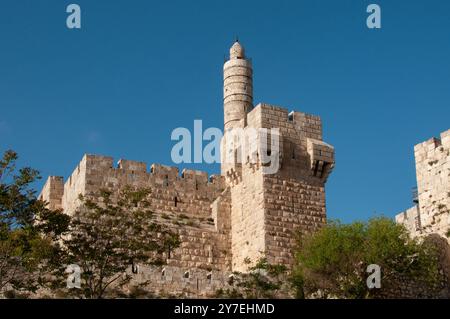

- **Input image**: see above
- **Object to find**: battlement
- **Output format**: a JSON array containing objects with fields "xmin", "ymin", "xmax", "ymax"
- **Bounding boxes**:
[
  {"xmin": 118, "ymin": 159, "xmax": 147, "ymax": 172},
  {"xmin": 79, "ymin": 154, "xmax": 224, "ymax": 187},
  {"xmin": 43, "ymin": 154, "xmax": 227, "ymax": 217},
  {"xmin": 219, "ymin": 102, "xmax": 334, "ymax": 182},
  {"xmin": 150, "ymin": 163, "xmax": 179, "ymax": 179},
  {"xmin": 40, "ymin": 176, "xmax": 64, "ymax": 191},
  {"xmin": 39, "ymin": 176, "xmax": 64, "ymax": 210},
  {"xmin": 414, "ymin": 129, "xmax": 450, "ymax": 157},
  {"xmin": 247, "ymin": 103, "xmax": 323, "ymax": 140},
  {"xmin": 41, "ymin": 153, "xmax": 233, "ymax": 271}
]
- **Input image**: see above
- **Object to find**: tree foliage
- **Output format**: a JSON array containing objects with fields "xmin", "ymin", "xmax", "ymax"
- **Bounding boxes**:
[
  {"xmin": 0, "ymin": 150, "xmax": 69, "ymax": 294},
  {"xmin": 57, "ymin": 188, "xmax": 181, "ymax": 299},
  {"xmin": 293, "ymin": 217, "xmax": 440, "ymax": 298}
]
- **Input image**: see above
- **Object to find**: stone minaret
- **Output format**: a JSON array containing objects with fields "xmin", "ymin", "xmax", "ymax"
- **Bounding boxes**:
[{"xmin": 223, "ymin": 41, "xmax": 253, "ymax": 130}]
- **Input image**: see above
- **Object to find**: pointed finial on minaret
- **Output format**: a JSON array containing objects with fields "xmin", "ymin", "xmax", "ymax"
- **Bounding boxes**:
[{"xmin": 230, "ymin": 39, "xmax": 245, "ymax": 59}]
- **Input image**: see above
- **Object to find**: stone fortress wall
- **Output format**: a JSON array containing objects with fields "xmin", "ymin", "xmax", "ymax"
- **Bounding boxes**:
[
  {"xmin": 40, "ymin": 154, "xmax": 232, "ymax": 273},
  {"xmin": 39, "ymin": 41, "xmax": 450, "ymax": 298},
  {"xmin": 396, "ymin": 129, "xmax": 450, "ymax": 242},
  {"xmin": 39, "ymin": 41, "xmax": 336, "ymax": 297}
]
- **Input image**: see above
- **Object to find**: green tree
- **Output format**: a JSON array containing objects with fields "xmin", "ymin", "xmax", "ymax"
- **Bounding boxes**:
[
  {"xmin": 58, "ymin": 187, "xmax": 180, "ymax": 299},
  {"xmin": 0, "ymin": 150, "xmax": 69, "ymax": 295},
  {"xmin": 293, "ymin": 217, "xmax": 440, "ymax": 298}
]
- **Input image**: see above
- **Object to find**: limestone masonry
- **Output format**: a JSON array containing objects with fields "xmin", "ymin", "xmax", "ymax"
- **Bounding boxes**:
[
  {"xmin": 39, "ymin": 41, "xmax": 335, "ymax": 296},
  {"xmin": 396, "ymin": 129, "xmax": 450, "ymax": 242}
]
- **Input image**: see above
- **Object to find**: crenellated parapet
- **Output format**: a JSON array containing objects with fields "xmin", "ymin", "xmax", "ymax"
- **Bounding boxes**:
[
  {"xmin": 414, "ymin": 130, "xmax": 450, "ymax": 165},
  {"xmin": 45, "ymin": 154, "xmax": 227, "ymax": 218},
  {"xmin": 39, "ymin": 176, "xmax": 64, "ymax": 210},
  {"xmin": 42, "ymin": 154, "xmax": 232, "ymax": 271},
  {"xmin": 221, "ymin": 103, "xmax": 334, "ymax": 184},
  {"xmin": 246, "ymin": 103, "xmax": 334, "ymax": 182}
]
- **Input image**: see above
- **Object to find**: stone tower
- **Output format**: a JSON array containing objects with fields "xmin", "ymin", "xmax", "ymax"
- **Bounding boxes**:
[
  {"xmin": 396, "ymin": 129, "xmax": 450, "ymax": 241},
  {"xmin": 221, "ymin": 41, "xmax": 335, "ymax": 271},
  {"xmin": 223, "ymin": 40, "xmax": 253, "ymax": 131},
  {"xmin": 40, "ymin": 40, "xmax": 336, "ymax": 282}
]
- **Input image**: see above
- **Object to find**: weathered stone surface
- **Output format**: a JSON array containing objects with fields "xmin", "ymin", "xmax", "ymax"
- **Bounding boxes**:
[
  {"xmin": 396, "ymin": 129, "xmax": 450, "ymax": 242},
  {"xmin": 39, "ymin": 41, "xmax": 335, "ymax": 296}
]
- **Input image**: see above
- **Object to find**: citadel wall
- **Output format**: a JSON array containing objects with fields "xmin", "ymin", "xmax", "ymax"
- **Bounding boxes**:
[
  {"xmin": 396, "ymin": 129, "xmax": 450, "ymax": 241},
  {"xmin": 40, "ymin": 154, "xmax": 233, "ymax": 272},
  {"xmin": 36, "ymin": 40, "xmax": 450, "ymax": 298},
  {"xmin": 39, "ymin": 40, "xmax": 337, "ymax": 295},
  {"xmin": 127, "ymin": 265, "xmax": 234, "ymax": 298}
]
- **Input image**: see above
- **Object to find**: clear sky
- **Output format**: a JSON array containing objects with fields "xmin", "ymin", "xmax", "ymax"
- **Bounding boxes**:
[{"xmin": 0, "ymin": 0, "xmax": 449, "ymax": 222}]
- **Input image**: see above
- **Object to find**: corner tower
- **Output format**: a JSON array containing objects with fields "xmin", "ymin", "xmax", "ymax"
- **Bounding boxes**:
[
  {"xmin": 221, "ymin": 41, "xmax": 335, "ymax": 272},
  {"xmin": 223, "ymin": 41, "xmax": 253, "ymax": 130}
]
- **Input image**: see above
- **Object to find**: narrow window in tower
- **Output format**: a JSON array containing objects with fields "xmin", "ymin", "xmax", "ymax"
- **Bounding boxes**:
[
  {"xmin": 292, "ymin": 146, "xmax": 296, "ymax": 159},
  {"xmin": 164, "ymin": 175, "xmax": 169, "ymax": 186},
  {"xmin": 174, "ymin": 196, "xmax": 178, "ymax": 207},
  {"xmin": 131, "ymin": 262, "xmax": 139, "ymax": 274},
  {"xmin": 228, "ymin": 274, "xmax": 235, "ymax": 285}
]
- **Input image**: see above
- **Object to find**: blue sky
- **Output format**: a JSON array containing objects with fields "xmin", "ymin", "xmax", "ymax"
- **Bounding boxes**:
[{"xmin": 0, "ymin": 0, "xmax": 449, "ymax": 222}]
